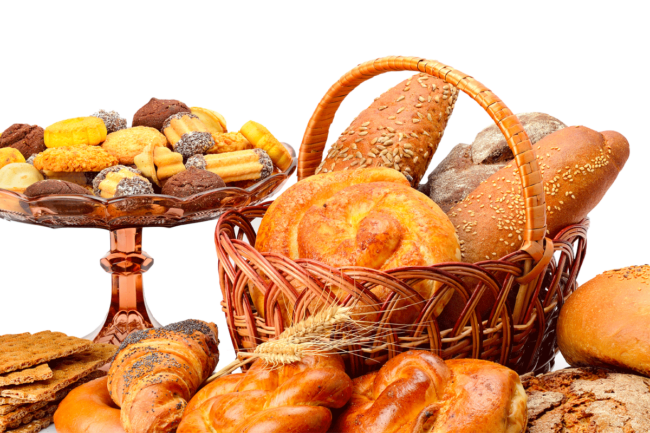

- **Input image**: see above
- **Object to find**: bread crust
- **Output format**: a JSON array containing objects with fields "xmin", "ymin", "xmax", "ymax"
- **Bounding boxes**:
[
  {"xmin": 557, "ymin": 265, "xmax": 650, "ymax": 377},
  {"xmin": 315, "ymin": 73, "xmax": 457, "ymax": 184}
]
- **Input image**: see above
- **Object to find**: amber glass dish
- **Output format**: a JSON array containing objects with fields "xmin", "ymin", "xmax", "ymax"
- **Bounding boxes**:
[{"xmin": 0, "ymin": 143, "xmax": 296, "ymax": 345}]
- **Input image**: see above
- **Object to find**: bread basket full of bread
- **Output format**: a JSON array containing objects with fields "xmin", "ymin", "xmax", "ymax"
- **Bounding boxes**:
[{"xmin": 214, "ymin": 56, "xmax": 629, "ymax": 377}]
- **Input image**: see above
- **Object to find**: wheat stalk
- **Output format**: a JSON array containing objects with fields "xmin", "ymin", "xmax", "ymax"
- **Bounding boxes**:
[{"xmin": 206, "ymin": 305, "xmax": 353, "ymax": 383}]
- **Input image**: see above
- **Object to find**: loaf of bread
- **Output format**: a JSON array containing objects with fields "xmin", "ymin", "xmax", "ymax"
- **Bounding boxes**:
[
  {"xmin": 315, "ymin": 73, "xmax": 457, "ymax": 185},
  {"xmin": 522, "ymin": 367, "xmax": 650, "ymax": 432},
  {"xmin": 441, "ymin": 126, "xmax": 629, "ymax": 323},
  {"xmin": 255, "ymin": 168, "xmax": 460, "ymax": 326},
  {"xmin": 424, "ymin": 112, "xmax": 566, "ymax": 212},
  {"xmin": 332, "ymin": 350, "xmax": 527, "ymax": 433},
  {"xmin": 558, "ymin": 265, "xmax": 650, "ymax": 377}
]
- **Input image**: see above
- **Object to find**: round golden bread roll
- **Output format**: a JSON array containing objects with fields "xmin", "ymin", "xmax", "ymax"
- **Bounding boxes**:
[
  {"xmin": 557, "ymin": 265, "xmax": 650, "ymax": 377},
  {"xmin": 255, "ymin": 168, "xmax": 460, "ymax": 325},
  {"xmin": 332, "ymin": 350, "xmax": 527, "ymax": 433}
]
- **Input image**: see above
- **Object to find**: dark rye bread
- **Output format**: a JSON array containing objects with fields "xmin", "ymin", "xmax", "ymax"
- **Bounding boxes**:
[
  {"xmin": 424, "ymin": 113, "xmax": 566, "ymax": 212},
  {"xmin": 315, "ymin": 73, "xmax": 457, "ymax": 185},
  {"xmin": 522, "ymin": 367, "xmax": 650, "ymax": 432},
  {"xmin": 438, "ymin": 126, "xmax": 629, "ymax": 324}
]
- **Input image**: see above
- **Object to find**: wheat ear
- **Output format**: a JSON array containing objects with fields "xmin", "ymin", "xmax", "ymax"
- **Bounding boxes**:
[{"xmin": 206, "ymin": 305, "xmax": 352, "ymax": 383}]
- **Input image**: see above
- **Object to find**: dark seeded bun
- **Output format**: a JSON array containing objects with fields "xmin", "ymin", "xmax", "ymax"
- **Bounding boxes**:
[{"xmin": 24, "ymin": 179, "xmax": 92, "ymax": 197}]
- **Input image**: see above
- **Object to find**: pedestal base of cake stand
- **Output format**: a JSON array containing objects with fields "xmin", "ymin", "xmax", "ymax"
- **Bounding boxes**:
[{"xmin": 84, "ymin": 228, "xmax": 161, "ymax": 345}]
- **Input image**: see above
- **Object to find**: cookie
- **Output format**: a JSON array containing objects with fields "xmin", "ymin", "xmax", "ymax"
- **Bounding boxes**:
[
  {"xmin": 44, "ymin": 117, "xmax": 107, "ymax": 148},
  {"xmin": 206, "ymin": 132, "xmax": 251, "ymax": 154},
  {"xmin": 132, "ymin": 98, "xmax": 190, "ymax": 131},
  {"xmin": 0, "ymin": 149, "xmax": 25, "ymax": 170},
  {"xmin": 92, "ymin": 166, "xmax": 141, "ymax": 196},
  {"xmin": 0, "ymin": 164, "xmax": 44, "ymax": 193},
  {"xmin": 33, "ymin": 147, "xmax": 118, "ymax": 173},
  {"xmin": 173, "ymin": 131, "xmax": 214, "ymax": 160},
  {"xmin": 24, "ymin": 180, "xmax": 92, "ymax": 197},
  {"xmin": 0, "ymin": 125, "xmax": 45, "ymax": 159},
  {"xmin": 161, "ymin": 167, "xmax": 225, "ymax": 197},
  {"xmin": 102, "ymin": 126, "xmax": 167, "ymax": 165},
  {"xmin": 91, "ymin": 110, "xmax": 127, "ymax": 134}
]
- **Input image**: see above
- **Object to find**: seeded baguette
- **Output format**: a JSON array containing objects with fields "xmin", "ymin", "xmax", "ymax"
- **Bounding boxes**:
[
  {"xmin": 315, "ymin": 73, "xmax": 458, "ymax": 185},
  {"xmin": 439, "ymin": 126, "xmax": 629, "ymax": 324}
]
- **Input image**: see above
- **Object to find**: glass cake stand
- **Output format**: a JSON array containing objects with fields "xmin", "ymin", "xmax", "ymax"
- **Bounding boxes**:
[{"xmin": 0, "ymin": 143, "xmax": 296, "ymax": 345}]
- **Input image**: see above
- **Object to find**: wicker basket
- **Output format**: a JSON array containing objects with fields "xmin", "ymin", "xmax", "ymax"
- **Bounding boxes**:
[{"xmin": 215, "ymin": 56, "xmax": 589, "ymax": 377}]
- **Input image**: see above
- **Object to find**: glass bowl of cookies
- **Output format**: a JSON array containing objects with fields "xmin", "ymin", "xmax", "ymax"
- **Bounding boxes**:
[{"xmin": 0, "ymin": 98, "xmax": 296, "ymax": 345}]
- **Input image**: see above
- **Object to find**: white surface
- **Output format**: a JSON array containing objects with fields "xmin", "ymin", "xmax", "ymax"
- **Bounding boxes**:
[{"xmin": 0, "ymin": 1, "xmax": 645, "ymax": 431}]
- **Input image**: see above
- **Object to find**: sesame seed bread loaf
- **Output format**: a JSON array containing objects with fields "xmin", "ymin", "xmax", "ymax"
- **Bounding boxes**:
[
  {"xmin": 315, "ymin": 73, "xmax": 458, "ymax": 185},
  {"xmin": 440, "ymin": 126, "xmax": 629, "ymax": 323},
  {"xmin": 557, "ymin": 265, "xmax": 650, "ymax": 377}
]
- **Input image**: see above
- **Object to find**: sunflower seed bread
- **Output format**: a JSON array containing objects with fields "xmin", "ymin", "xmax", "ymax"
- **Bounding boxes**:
[{"xmin": 315, "ymin": 73, "xmax": 458, "ymax": 185}]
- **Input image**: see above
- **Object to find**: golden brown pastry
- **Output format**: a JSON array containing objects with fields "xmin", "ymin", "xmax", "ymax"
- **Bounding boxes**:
[
  {"xmin": 162, "ymin": 113, "xmax": 210, "ymax": 147},
  {"xmin": 95, "ymin": 167, "xmax": 152, "ymax": 198},
  {"xmin": 240, "ymin": 121, "xmax": 292, "ymax": 171},
  {"xmin": 333, "ymin": 350, "xmax": 527, "ymax": 433},
  {"xmin": 185, "ymin": 149, "xmax": 272, "ymax": 183},
  {"xmin": 34, "ymin": 146, "xmax": 119, "ymax": 173},
  {"xmin": 153, "ymin": 147, "xmax": 185, "ymax": 181},
  {"xmin": 107, "ymin": 320, "xmax": 219, "ymax": 433},
  {"xmin": 44, "ymin": 117, "xmax": 107, "ymax": 148},
  {"xmin": 316, "ymin": 73, "xmax": 457, "ymax": 185},
  {"xmin": 206, "ymin": 132, "xmax": 251, "ymax": 154},
  {"xmin": 557, "ymin": 265, "xmax": 650, "ymax": 377},
  {"xmin": 0, "ymin": 163, "xmax": 44, "ymax": 192},
  {"xmin": 177, "ymin": 353, "xmax": 352, "ymax": 433},
  {"xmin": 255, "ymin": 169, "xmax": 460, "ymax": 325},
  {"xmin": 190, "ymin": 107, "xmax": 227, "ymax": 134},
  {"xmin": 102, "ymin": 126, "xmax": 167, "ymax": 165}
]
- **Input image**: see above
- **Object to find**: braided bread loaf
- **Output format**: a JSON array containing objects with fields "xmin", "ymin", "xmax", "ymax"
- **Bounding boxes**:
[
  {"xmin": 107, "ymin": 320, "xmax": 219, "ymax": 433},
  {"xmin": 332, "ymin": 350, "xmax": 527, "ymax": 433},
  {"xmin": 178, "ymin": 353, "xmax": 352, "ymax": 433}
]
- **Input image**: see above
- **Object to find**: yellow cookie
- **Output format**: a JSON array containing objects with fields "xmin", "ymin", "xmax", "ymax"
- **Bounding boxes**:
[
  {"xmin": 103, "ymin": 126, "xmax": 167, "ymax": 165},
  {"xmin": 34, "ymin": 146, "xmax": 118, "ymax": 172},
  {"xmin": 191, "ymin": 107, "xmax": 227, "ymax": 134},
  {"xmin": 0, "ymin": 147, "xmax": 25, "ymax": 170},
  {"xmin": 45, "ymin": 117, "xmax": 107, "ymax": 148}
]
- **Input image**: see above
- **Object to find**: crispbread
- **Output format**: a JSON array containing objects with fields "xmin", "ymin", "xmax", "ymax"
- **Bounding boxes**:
[
  {"xmin": 0, "ymin": 365, "xmax": 52, "ymax": 387},
  {"xmin": 0, "ymin": 399, "xmax": 36, "ymax": 407},
  {"xmin": 0, "ymin": 344, "xmax": 115, "ymax": 402},
  {"xmin": 0, "ymin": 399, "xmax": 49, "ymax": 432},
  {"xmin": 5, "ymin": 403, "xmax": 57, "ymax": 430},
  {"xmin": 0, "ymin": 332, "xmax": 92, "ymax": 374},
  {"xmin": 0, "ymin": 406, "xmax": 19, "ymax": 417},
  {"xmin": 5, "ymin": 415, "xmax": 52, "ymax": 433}
]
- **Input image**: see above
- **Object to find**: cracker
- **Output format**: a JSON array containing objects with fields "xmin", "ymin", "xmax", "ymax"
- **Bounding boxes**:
[
  {"xmin": 0, "ymin": 399, "xmax": 36, "ymax": 407},
  {"xmin": 0, "ymin": 406, "xmax": 19, "ymax": 417},
  {"xmin": 5, "ymin": 403, "xmax": 57, "ymax": 430},
  {"xmin": 0, "ymin": 344, "xmax": 115, "ymax": 402},
  {"xmin": 5, "ymin": 416, "xmax": 52, "ymax": 433},
  {"xmin": 0, "ymin": 332, "xmax": 92, "ymax": 374},
  {"xmin": 0, "ymin": 366, "xmax": 52, "ymax": 388},
  {"xmin": 0, "ymin": 389, "xmax": 65, "ymax": 432}
]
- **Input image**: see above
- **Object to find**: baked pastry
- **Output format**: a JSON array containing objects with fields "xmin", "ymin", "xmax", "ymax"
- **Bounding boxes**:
[
  {"xmin": 92, "ymin": 166, "xmax": 140, "ymax": 196},
  {"xmin": 161, "ymin": 167, "xmax": 225, "ymax": 198},
  {"xmin": 132, "ymin": 98, "xmax": 190, "ymax": 131},
  {"xmin": 162, "ymin": 113, "xmax": 210, "ymax": 147},
  {"xmin": 34, "ymin": 146, "xmax": 118, "ymax": 172},
  {"xmin": 522, "ymin": 367, "xmax": 650, "ymax": 432},
  {"xmin": 240, "ymin": 121, "xmax": 291, "ymax": 171},
  {"xmin": 96, "ymin": 168, "xmax": 153, "ymax": 199},
  {"xmin": 91, "ymin": 110, "xmax": 127, "ymax": 134},
  {"xmin": 44, "ymin": 117, "xmax": 107, "ymax": 148},
  {"xmin": 0, "ymin": 124, "xmax": 46, "ymax": 159},
  {"xmin": 332, "ymin": 350, "xmax": 526, "ymax": 433},
  {"xmin": 255, "ymin": 169, "xmax": 460, "ymax": 325},
  {"xmin": 206, "ymin": 132, "xmax": 251, "ymax": 154},
  {"xmin": 424, "ymin": 113, "xmax": 566, "ymax": 212},
  {"xmin": 0, "ymin": 148, "xmax": 25, "ymax": 170},
  {"xmin": 53, "ymin": 377, "xmax": 123, "ymax": 433},
  {"xmin": 41, "ymin": 171, "xmax": 95, "ymax": 192},
  {"xmin": 24, "ymin": 180, "xmax": 92, "ymax": 197},
  {"xmin": 190, "ymin": 107, "xmax": 227, "ymax": 134},
  {"xmin": 151, "ymin": 147, "xmax": 185, "ymax": 181},
  {"xmin": 102, "ymin": 126, "xmax": 167, "ymax": 165},
  {"xmin": 186, "ymin": 149, "xmax": 272, "ymax": 183},
  {"xmin": 0, "ymin": 163, "xmax": 44, "ymax": 192},
  {"xmin": 315, "ymin": 73, "xmax": 457, "ymax": 185},
  {"xmin": 178, "ymin": 353, "xmax": 352, "ymax": 433},
  {"xmin": 107, "ymin": 320, "xmax": 219, "ymax": 433},
  {"xmin": 173, "ymin": 131, "xmax": 214, "ymax": 160},
  {"xmin": 557, "ymin": 265, "xmax": 650, "ymax": 377}
]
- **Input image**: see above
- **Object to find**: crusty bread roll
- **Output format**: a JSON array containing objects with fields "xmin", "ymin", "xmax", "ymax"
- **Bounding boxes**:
[
  {"xmin": 557, "ymin": 265, "xmax": 650, "ymax": 377},
  {"xmin": 440, "ymin": 126, "xmax": 629, "ymax": 324},
  {"xmin": 522, "ymin": 367, "xmax": 650, "ymax": 432},
  {"xmin": 332, "ymin": 350, "xmax": 527, "ymax": 433},
  {"xmin": 315, "ymin": 73, "xmax": 457, "ymax": 185},
  {"xmin": 255, "ymin": 168, "xmax": 460, "ymax": 326}
]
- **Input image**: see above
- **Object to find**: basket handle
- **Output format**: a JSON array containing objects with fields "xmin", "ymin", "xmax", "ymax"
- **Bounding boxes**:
[{"xmin": 299, "ymin": 56, "xmax": 547, "ymax": 261}]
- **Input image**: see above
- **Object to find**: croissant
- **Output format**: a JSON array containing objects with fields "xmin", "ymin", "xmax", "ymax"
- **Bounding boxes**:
[
  {"xmin": 178, "ymin": 353, "xmax": 353, "ymax": 433},
  {"xmin": 107, "ymin": 320, "xmax": 219, "ymax": 433},
  {"xmin": 332, "ymin": 350, "xmax": 527, "ymax": 433}
]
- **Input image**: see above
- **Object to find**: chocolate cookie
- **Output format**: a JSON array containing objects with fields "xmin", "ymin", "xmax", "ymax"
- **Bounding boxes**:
[
  {"xmin": 132, "ymin": 98, "xmax": 191, "ymax": 131},
  {"xmin": 0, "ymin": 124, "xmax": 46, "ymax": 159},
  {"xmin": 92, "ymin": 110, "xmax": 127, "ymax": 134},
  {"xmin": 162, "ymin": 167, "xmax": 225, "ymax": 198},
  {"xmin": 24, "ymin": 180, "xmax": 92, "ymax": 197}
]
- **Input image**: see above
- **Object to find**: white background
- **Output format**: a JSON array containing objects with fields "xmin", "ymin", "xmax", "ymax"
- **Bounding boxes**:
[{"xmin": 1, "ymin": 1, "xmax": 648, "ymax": 430}]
